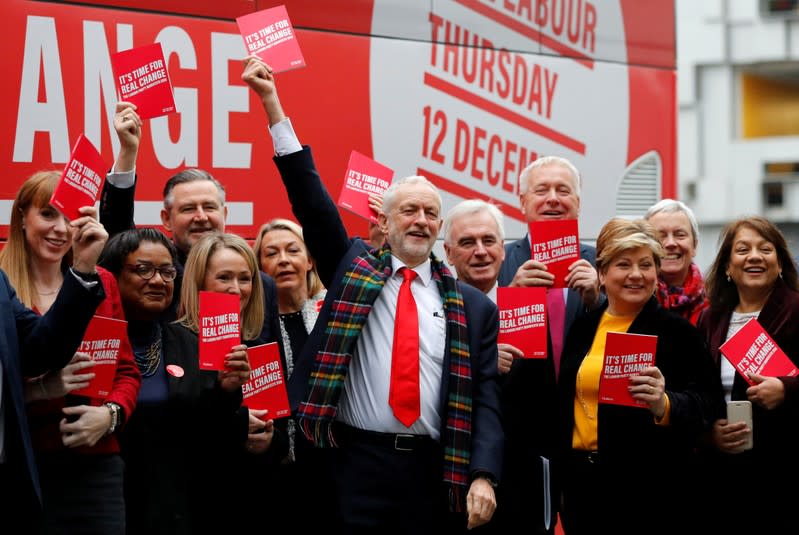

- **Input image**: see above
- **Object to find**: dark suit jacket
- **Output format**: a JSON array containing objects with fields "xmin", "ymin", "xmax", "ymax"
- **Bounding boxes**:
[
  {"xmin": 274, "ymin": 147, "xmax": 503, "ymax": 480},
  {"xmin": 491, "ymin": 235, "xmax": 597, "ymax": 532},
  {"xmin": 498, "ymin": 235, "xmax": 597, "ymax": 332},
  {"xmin": 0, "ymin": 269, "xmax": 105, "ymax": 504}
]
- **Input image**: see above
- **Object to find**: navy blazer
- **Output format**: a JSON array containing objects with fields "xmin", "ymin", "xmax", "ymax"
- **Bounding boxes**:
[
  {"xmin": 0, "ymin": 270, "xmax": 105, "ymax": 503},
  {"xmin": 492, "ymin": 234, "xmax": 597, "ymax": 532},
  {"xmin": 274, "ymin": 147, "xmax": 504, "ymax": 480}
]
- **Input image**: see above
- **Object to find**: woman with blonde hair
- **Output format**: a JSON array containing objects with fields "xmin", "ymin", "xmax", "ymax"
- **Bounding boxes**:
[
  {"xmin": 252, "ymin": 218, "xmax": 331, "ymax": 530},
  {"xmin": 0, "ymin": 170, "xmax": 139, "ymax": 533}
]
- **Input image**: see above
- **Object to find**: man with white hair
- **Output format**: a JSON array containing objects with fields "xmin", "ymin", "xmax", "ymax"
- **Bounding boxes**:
[{"xmin": 495, "ymin": 156, "xmax": 601, "ymax": 535}]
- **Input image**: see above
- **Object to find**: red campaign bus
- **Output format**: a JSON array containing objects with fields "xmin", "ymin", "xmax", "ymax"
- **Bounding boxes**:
[{"xmin": 0, "ymin": 0, "xmax": 676, "ymax": 246}]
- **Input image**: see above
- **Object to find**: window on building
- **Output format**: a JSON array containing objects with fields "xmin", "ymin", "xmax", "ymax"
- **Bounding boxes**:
[
  {"xmin": 762, "ymin": 0, "xmax": 799, "ymax": 17},
  {"xmin": 764, "ymin": 182, "xmax": 784, "ymax": 207},
  {"xmin": 741, "ymin": 65, "xmax": 799, "ymax": 138}
]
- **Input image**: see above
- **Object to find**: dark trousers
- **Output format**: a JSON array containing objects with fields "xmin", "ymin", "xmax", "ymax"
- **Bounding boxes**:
[
  {"xmin": 332, "ymin": 423, "xmax": 447, "ymax": 535},
  {"xmin": 37, "ymin": 453, "xmax": 125, "ymax": 535}
]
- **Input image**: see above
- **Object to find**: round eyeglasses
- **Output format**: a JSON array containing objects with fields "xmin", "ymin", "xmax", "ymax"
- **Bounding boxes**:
[{"xmin": 126, "ymin": 264, "xmax": 178, "ymax": 282}]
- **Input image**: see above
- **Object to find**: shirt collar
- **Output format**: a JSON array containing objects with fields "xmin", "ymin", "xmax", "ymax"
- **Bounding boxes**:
[{"xmin": 391, "ymin": 256, "xmax": 433, "ymax": 287}]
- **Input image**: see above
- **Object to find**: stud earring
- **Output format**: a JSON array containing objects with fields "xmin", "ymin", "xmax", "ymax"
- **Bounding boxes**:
[{"xmin": 726, "ymin": 274, "xmax": 731, "ymax": 282}]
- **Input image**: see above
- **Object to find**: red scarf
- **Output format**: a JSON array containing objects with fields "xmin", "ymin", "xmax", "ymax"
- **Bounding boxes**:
[{"xmin": 656, "ymin": 262, "xmax": 709, "ymax": 325}]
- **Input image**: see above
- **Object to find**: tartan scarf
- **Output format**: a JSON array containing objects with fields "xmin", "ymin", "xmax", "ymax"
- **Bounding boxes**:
[
  {"xmin": 657, "ymin": 262, "xmax": 709, "ymax": 325},
  {"xmin": 296, "ymin": 244, "xmax": 473, "ymax": 510}
]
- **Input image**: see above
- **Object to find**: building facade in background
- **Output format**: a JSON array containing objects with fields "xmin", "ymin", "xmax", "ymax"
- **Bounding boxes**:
[{"xmin": 678, "ymin": 0, "xmax": 799, "ymax": 268}]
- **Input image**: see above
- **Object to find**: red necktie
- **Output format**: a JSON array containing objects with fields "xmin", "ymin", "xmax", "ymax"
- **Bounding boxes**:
[
  {"xmin": 547, "ymin": 288, "xmax": 566, "ymax": 379},
  {"xmin": 389, "ymin": 267, "xmax": 420, "ymax": 427}
]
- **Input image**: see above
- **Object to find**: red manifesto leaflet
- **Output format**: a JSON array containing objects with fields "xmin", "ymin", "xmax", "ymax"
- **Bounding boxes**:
[
  {"xmin": 497, "ymin": 287, "xmax": 547, "ymax": 359},
  {"xmin": 598, "ymin": 331, "xmax": 657, "ymax": 408},
  {"xmin": 50, "ymin": 134, "xmax": 107, "ymax": 221},
  {"xmin": 199, "ymin": 291, "xmax": 241, "ymax": 370},
  {"xmin": 71, "ymin": 315, "xmax": 128, "ymax": 399},
  {"xmin": 242, "ymin": 342, "xmax": 290, "ymax": 419},
  {"xmin": 720, "ymin": 317, "xmax": 798, "ymax": 385},
  {"xmin": 528, "ymin": 219, "xmax": 580, "ymax": 289}
]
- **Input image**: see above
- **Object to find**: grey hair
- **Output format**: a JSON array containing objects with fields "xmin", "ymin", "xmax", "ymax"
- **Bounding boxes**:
[
  {"xmin": 644, "ymin": 198, "xmax": 699, "ymax": 245},
  {"xmin": 442, "ymin": 199, "xmax": 505, "ymax": 244},
  {"xmin": 381, "ymin": 175, "xmax": 442, "ymax": 215},
  {"xmin": 518, "ymin": 156, "xmax": 581, "ymax": 197},
  {"xmin": 163, "ymin": 168, "xmax": 226, "ymax": 209}
]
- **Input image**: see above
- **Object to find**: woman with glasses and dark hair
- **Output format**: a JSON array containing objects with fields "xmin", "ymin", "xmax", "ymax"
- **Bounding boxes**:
[
  {"xmin": 0, "ymin": 171, "xmax": 139, "ymax": 533},
  {"xmin": 100, "ymin": 229, "xmax": 287, "ymax": 533}
]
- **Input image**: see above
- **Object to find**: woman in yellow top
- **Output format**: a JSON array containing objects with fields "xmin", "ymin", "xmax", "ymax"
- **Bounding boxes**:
[{"xmin": 556, "ymin": 218, "xmax": 721, "ymax": 535}]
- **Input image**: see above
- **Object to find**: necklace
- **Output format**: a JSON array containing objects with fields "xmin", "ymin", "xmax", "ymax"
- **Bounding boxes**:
[
  {"xmin": 132, "ymin": 323, "xmax": 162, "ymax": 377},
  {"xmin": 35, "ymin": 285, "xmax": 60, "ymax": 295}
]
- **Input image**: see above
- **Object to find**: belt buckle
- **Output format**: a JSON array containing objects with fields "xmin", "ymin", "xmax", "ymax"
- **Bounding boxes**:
[
  {"xmin": 587, "ymin": 451, "xmax": 599, "ymax": 464},
  {"xmin": 394, "ymin": 434, "xmax": 415, "ymax": 452}
]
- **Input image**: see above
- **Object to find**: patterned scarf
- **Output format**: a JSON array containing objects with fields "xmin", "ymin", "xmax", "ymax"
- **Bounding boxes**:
[
  {"xmin": 657, "ymin": 262, "xmax": 709, "ymax": 325},
  {"xmin": 296, "ymin": 245, "xmax": 473, "ymax": 510}
]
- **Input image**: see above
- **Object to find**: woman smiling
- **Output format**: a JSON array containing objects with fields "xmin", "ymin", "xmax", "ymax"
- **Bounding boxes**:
[{"xmin": 556, "ymin": 218, "xmax": 719, "ymax": 535}]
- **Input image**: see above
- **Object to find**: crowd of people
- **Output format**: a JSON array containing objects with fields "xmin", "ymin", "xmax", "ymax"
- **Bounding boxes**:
[{"xmin": 1, "ymin": 55, "xmax": 797, "ymax": 535}]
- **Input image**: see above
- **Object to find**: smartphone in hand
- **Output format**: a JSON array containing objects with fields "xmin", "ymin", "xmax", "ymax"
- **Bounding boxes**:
[{"xmin": 726, "ymin": 400, "xmax": 753, "ymax": 451}]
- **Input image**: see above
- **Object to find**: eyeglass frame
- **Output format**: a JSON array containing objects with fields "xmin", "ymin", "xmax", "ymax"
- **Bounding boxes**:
[{"xmin": 125, "ymin": 263, "xmax": 178, "ymax": 282}]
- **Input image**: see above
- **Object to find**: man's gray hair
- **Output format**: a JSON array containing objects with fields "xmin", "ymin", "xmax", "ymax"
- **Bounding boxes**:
[
  {"xmin": 442, "ymin": 199, "xmax": 505, "ymax": 244},
  {"xmin": 162, "ymin": 168, "xmax": 226, "ymax": 209},
  {"xmin": 381, "ymin": 175, "xmax": 442, "ymax": 214},
  {"xmin": 518, "ymin": 156, "xmax": 581, "ymax": 197}
]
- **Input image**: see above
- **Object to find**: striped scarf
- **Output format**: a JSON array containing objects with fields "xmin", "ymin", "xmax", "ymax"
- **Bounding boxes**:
[{"xmin": 296, "ymin": 245, "xmax": 473, "ymax": 510}]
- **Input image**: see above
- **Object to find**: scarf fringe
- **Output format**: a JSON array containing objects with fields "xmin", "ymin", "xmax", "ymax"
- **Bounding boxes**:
[{"xmin": 298, "ymin": 418, "xmax": 338, "ymax": 448}]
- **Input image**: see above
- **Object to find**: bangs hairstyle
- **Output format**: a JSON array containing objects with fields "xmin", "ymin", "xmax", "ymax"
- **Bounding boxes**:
[
  {"xmin": 178, "ymin": 233, "xmax": 264, "ymax": 340},
  {"xmin": 706, "ymin": 216, "xmax": 799, "ymax": 313},
  {"xmin": 99, "ymin": 227, "xmax": 178, "ymax": 277},
  {"xmin": 595, "ymin": 218, "xmax": 664, "ymax": 273},
  {"xmin": 252, "ymin": 218, "xmax": 325, "ymax": 297},
  {"xmin": 0, "ymin": 171, "xmax": 68, "ymax": 308}
]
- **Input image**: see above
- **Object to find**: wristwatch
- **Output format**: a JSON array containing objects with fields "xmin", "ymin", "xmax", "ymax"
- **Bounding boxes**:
[{"xmin": 104, "ymin": 402, "xmax": 121, "ymax": 435}]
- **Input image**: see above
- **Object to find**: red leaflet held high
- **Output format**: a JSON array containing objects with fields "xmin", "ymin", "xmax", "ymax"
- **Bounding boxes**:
[
  {"xmin": 236, "ymin": 5, "xmax": 306, "ymax": 73},
  {"xmin": 337, "ymin": 150, "xmax": 394, "ymax": 224},
  {"xmin": 111, "ymin": 42, "xmax": 176, "ymax": 119},
  {"xmin": 50, "ymin": 134, "xmax": 107, "ymax": 221}
]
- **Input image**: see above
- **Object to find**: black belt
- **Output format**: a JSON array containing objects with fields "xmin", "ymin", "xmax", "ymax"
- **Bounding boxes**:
[
  {"xmin": 570, "ymin": 450, "xmax": 600, "ymax": 464},
  {"xmin": 333, "ymin": 422, "xmax": 436, "ymax": 452}
]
